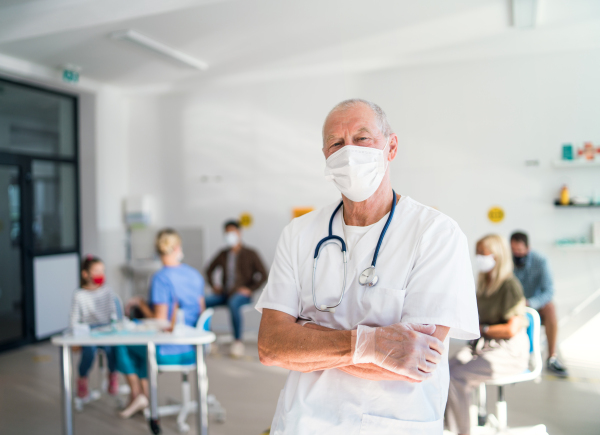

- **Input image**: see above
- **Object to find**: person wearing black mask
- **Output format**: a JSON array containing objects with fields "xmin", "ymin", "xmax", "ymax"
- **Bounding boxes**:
[{"xmin": 510, "ymin": 231, "xmax": 568, "ymax": 377}]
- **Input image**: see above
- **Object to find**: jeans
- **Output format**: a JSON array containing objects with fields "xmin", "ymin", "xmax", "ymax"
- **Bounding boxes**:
[
  {"xmin": 205, "ymin": 293, "xmax": 252, "ymax": 340},
  {"xmin": 115, "ymin": 346, "xmax": 197, "ymax": 379},
  {"xmin": 78, "ymin": 346, "xmax": 116, "ymax": 378}
]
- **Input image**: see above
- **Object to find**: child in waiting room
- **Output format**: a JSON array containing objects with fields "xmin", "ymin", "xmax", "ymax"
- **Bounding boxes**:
[{"xmin": 70, "ymin": 255, "xmax": 119, "ymax": 399}]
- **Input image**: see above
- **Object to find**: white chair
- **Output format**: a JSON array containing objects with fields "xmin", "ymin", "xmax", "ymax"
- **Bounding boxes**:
[
  {"xmin": 470, "ymin": 307, "xmax": 547, "ymax": 435},
  {"xmin": 145, "ymin": 308, "xmax": 226, "ymax": 433}
]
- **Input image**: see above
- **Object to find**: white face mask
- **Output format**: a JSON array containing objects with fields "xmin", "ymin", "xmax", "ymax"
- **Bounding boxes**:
[
  {"xmin": 224, "ymin": 232, "xmax": 239, "ymax": 247},
  {"xmin": 476, "ymin": 254, "xmax": 496, "ymax": 273},
  {"xmin": 324, "ymin": 139, "xmax": 390, "ymax": 202},
  {"xmin": 176, "ymin": 250, "xmax": 184, "ymax": 262}
]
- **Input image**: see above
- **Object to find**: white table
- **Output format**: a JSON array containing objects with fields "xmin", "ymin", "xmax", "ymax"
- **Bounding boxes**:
[{"xmin": 51, "ymin": 326, "xmax": 216, "ymax": 435}]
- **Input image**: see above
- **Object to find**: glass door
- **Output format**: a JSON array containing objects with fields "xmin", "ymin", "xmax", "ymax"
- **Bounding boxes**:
[
  {"xmin": 0, "ymin": 77, "xmax": 79, "ymax": 349},
  {"xmin": 0, "ymin": 163, "xmax": 23, "ymax": 345}
]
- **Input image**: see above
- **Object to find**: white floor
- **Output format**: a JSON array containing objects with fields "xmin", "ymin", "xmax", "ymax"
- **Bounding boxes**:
[{"xmin": 0, "ymin": 337, "xmax": 599, "ymax": 435}]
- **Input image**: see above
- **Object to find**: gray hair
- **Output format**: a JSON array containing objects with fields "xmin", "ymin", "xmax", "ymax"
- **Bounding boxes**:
[{"xmin": 322, "ymin": 98, "xmax": 393, "ymax": 146}]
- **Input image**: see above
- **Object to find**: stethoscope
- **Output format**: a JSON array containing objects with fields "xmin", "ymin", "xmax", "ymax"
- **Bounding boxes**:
[{"xmin": 312, "ymin": 190, "xmax": 397, "ymax": 313}]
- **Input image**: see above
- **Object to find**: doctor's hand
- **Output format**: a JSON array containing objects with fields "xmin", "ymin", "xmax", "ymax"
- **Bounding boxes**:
[{"xmin": 353, "ymin": 323, "xmax": 443, "ymax": 381}]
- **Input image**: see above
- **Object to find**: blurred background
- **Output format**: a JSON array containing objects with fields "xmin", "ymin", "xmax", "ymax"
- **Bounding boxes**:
[{"xmin": 0, "ymin": 1, "xmax": 599, "ymax": 434}]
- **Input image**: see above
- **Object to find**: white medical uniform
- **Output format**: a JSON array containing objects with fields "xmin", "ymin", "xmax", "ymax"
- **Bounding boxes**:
[{"xmin": 256, "ymin": 196, "xmax": 479, "ymax": 435}]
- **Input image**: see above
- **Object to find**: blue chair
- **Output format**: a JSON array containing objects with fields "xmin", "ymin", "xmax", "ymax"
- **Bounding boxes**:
[
  {"xmin": 145, "ymin": 308, "xmax": 226, "ymax": 432},
  {"xmin": 471, "ymin": 307, "xmax": 546, "ymax": 434}
]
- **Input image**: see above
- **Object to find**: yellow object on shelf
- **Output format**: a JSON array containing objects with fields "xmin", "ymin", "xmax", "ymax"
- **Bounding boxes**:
[{"xmin": 560, "ymin": 185, "xmax": 570, "ymax": 205}]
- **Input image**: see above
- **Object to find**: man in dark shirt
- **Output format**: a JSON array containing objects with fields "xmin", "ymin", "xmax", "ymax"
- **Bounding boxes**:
[
  {"xmin": 206, "ymin": 220, "xmax": 267, "ymax": 357},
  {"xmin": 511, "ymin": 231, "xmax": 568, "ymax": 377}
]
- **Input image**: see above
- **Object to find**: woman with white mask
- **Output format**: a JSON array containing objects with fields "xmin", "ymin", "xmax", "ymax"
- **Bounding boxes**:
[{"xmin": 445, "ymin": 234, "xmax": 530, "ymax": 435}]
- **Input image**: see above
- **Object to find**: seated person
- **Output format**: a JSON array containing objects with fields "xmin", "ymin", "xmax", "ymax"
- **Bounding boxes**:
[
  {"xmin": 511, "ymin": 231, "xmax": 567, "ymax": 377},
  {"xmin": 445, "ymin": 234, "xmax": 530, "ymax": 435},
  {"xmin": 205, "ymin": 220, "xmax": 267, "ymax": 357},
  {"xmin": 116, "ymin": 228, "xmax": 205, "ymax": 418},
  {"xmin": 70, "ymin": 255, "xmax": 118, "ymax": 400}
]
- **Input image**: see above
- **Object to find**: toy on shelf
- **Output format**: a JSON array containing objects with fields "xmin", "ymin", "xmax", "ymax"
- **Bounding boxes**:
[
  {"xmin": 577, "ymin": 142, "xmax": 600, "ymax": 161},
  {"xmin": 562, "ymin": 143, "xmax": 573, "ymax": 160},
  {"xmin": 559, "ymin": 185, "xmax": 570, "ymax": 206}
]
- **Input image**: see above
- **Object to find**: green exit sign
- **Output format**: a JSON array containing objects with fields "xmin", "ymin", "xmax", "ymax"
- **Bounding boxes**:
[{"xmin": 62, "ymin": 69, "xmax": 79, "ymax": 83}]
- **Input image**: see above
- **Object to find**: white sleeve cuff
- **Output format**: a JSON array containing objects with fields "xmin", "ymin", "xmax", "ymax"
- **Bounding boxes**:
[
  {"xmin": 401, "ymin": 316, "xmax": 480, "ymax": 340},
  {"xmin": 255, "ymin": 301, "xmax": 298, "ymax": 319}
]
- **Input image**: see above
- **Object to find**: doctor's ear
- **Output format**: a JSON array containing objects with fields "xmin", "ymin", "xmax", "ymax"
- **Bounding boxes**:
[{"xmin": 388, "ymin": 134, "xmax": 399, "ymax": 161}]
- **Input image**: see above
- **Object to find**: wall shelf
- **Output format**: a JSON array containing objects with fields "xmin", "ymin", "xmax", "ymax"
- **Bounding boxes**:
[
  {"xmin": 554, "ymin": 202, "xmax": 600, "ymax": 208},
  {"xmin": 554, "ymin": 243, "xmax": 600, "ymax": 251},
  {"xmin": 552, "ymin": 159, "xmax": 600, "ymax": 169}
]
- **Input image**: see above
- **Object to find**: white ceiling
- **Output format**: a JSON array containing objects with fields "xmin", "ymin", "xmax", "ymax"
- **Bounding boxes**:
[{"xmin": 0, "ymin": 0, "xmax": 599, "ymax": 90}]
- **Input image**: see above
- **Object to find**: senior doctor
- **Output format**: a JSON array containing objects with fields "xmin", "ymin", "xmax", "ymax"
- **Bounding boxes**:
[{"xmin": 256, "ymin": 99, "xmax": 480, "ymax": 435}]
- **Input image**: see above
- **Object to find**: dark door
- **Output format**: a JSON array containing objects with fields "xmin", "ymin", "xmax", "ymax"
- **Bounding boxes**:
[{"xmin": 0, "ymin": 162, "xmax": 24, "ymax": 345}]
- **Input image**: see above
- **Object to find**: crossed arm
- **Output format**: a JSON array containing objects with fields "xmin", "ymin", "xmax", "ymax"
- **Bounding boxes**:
[{"xmin": 258, "ymin": 308, "xmax": 449, "ymax": 382}]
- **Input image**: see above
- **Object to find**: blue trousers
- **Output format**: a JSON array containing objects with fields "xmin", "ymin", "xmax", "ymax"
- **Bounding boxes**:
[
  {"xmin": 205, "ymin": 293, "xmax": 251, "ymax": 340},
  {"xmin": 79, "ymin": 346, "xmax": 116, "ymax": 378}
]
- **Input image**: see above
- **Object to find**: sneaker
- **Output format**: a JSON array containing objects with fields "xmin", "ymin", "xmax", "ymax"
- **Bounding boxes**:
[
  {"xmin": 547, "ymin": 356, "xmax": 568, "ymax": 377},
  {"xmin": 230, "ymin": 341, "xmax": 245, "ymax": 358},
  {"xmin": 77, "ymin": 378, "xmax": 88, "ymax": 399},
  {"xmin": 108, "ymin": 372, "xmax": 119, "ymax": 396},
  {"xmin": 119, "ymin": 394, "xmax": 149, "ymax": 419}
]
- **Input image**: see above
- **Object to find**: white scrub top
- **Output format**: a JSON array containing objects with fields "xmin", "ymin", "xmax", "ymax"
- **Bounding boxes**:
[{"xmin": 256, "ymin": 196, "xmax": 479, "ymax": 435}]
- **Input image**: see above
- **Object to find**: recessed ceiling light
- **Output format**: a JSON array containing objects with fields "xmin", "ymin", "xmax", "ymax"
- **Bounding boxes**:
[
  {"xmin": 511, "ymin": 0, "xmax": 538, "ymax": 29},
  {"xmin": 110, "ymin": 29, "xmax": 208, "ymax": 71}
]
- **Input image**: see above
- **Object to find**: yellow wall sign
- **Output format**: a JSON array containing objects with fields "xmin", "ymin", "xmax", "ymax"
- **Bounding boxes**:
[
  {"xmin": 488, "ymin": 206, "xmax": 505, "ymax": 223},
  {"xmin": 239, "ymin": 212, "xmax": 253, "ymax": 228},
  {"xmin": 292, "ymin": 207, "xmax": 314, "ymax": 219}
]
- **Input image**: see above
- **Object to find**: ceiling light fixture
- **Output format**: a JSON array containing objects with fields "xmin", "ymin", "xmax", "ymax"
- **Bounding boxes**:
[
  {"xmin": 511, "ymin": 0, "xmax": 538, "ymax": 29},
  {"xmin": 110, "ymin": 29, "xmax": 208, "ymax": 71}
]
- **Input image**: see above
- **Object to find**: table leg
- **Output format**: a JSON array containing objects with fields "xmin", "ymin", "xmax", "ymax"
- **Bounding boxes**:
[
  {"xmin": 195, "ymin": 344, "xmax": 209, "ymax": 435},
  {"xmin": 147, "ymin": 342, "xmax": 160, "ymax": 434},
  {"xmin": 60, "ymin": 345, "xmax": 73, "ymax": 435}
]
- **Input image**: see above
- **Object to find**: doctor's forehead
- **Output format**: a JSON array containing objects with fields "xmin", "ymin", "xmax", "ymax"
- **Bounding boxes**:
[{"xmin": 323, "ymin": 105, "xmax": 381, "ymax": 140}]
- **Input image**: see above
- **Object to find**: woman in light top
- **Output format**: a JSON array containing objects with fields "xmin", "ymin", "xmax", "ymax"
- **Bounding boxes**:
[
  {"xmin": 445, "ymin": 234, "xmax": 530, "ymax": 435},
  {"xmin": 70, "ymin": 256, "xmax": 118, "ymax": 400},
  {"xmin": 116, "ymin": 228, "xmax": 205, "ymax": 418}
]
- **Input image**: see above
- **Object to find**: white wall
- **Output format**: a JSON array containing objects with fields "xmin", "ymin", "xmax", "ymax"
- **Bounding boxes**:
[
  {"xmin": 360, "ymin": 50, "xmax": 600, "ymax": 317},
  {"xmin": 126, "ymin": 49, "xmax": 600, "ymax": 320},
  {"xmin": 127, "ymin": 76, "xmax": 359, "ymax": 267},
  {"xmin": 93, "ymin": 88, "xmax": 130, "ymax": 292}
]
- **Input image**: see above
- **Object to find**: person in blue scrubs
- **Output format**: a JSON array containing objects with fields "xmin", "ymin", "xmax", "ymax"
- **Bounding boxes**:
[{"xmin": 116, "ymin": 228, "xmax": 205, "ymax": 418}]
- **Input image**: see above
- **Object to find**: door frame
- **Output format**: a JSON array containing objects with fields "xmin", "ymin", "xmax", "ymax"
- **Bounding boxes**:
[{"xmin": 0, "ymin": 76, "xmax": 81, "ymax": 352}]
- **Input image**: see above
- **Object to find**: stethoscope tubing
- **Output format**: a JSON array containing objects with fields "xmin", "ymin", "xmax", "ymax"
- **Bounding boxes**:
[
  {"xmin": 312, "ymin": 190, "xmax": 397, "ymax": 313},
  {"xmin": 371, "ymin": 190, "xmax": 397, "ymax": 267}
]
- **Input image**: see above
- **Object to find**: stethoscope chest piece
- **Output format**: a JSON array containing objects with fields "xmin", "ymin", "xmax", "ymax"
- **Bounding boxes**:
[{"xmin": 359, "ymin": 266, "xmax": 378, "ymax": 287}]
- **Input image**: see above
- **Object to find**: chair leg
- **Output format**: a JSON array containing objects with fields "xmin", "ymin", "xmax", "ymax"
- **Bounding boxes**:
[
  {"xmin": 177, "ymin": 373, "xmax": 192, "ymax": 433},
  {"xmin": 469, "ymin": 389, "xmax": 478, "ymax": 429},
  {"xmin": 496, "ymin": 386, "xmax": 507, "ymax": 431},
  {"xmin": 478, "ymin": 383, "xmax": 487, "ymax": 426}
]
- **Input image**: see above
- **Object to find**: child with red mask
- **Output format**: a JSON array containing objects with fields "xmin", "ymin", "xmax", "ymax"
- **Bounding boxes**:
[{"xmin": 70, "ymin": 255, "xmax": 119, "ymax": 400}]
